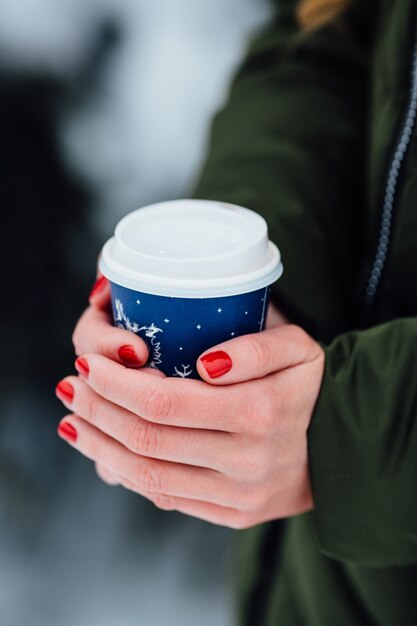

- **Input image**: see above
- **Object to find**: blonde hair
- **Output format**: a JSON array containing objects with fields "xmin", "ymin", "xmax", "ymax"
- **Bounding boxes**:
[{"xmin": 298, "ymin": 0, "xmax": 350, "ymax": 29}]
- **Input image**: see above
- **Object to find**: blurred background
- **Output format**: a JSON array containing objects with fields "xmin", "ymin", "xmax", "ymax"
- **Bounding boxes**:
[{"xmin": 0, "ymin": 0, "xmax": 272, "ymax": 624}]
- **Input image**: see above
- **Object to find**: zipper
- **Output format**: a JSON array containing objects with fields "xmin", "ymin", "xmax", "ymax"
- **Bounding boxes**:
[{"xmin": 364, "ymin": 32, "xmax": 417, "ymax": 307}]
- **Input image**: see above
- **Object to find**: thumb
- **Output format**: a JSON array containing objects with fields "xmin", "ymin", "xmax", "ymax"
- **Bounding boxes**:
[{"xmin": 196, "ymin": 324, "xmax": 321, "ymax": 385}]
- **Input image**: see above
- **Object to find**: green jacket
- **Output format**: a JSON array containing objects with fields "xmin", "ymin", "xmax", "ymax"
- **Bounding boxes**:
[{"xmin": 193, "ymin": 0, "xmax": 417, "ymax": 624}]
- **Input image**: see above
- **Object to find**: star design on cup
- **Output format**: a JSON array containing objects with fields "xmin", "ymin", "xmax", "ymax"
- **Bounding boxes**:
[
  {"xmin": 164, "ymin": 318, "xmax": 170, "ymax": 323},
  {"xmin": 231, "ymin": 332, "xmax": 235, "ymax": 336},
  {"xmin": 136, "ymin": 299, "xmax": 141, "ymax": 305},
  {"xmin": 217, "ymin": 308, "xmax": 222, "ymax": 313},
  {"xmin": 196, "ymin": 324, "xmax": 202, "ymax": 330}
]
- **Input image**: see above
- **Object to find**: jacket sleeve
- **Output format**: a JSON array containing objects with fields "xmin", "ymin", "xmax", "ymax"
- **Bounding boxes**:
[
  {"xmin": 309, "ymin": 318, "xmax": 417, "ymax": 567},
  {"xmin": 192, "ymin": 0, "xmax": 372, "ymax": 343},
  {"xmin": 191, "ymin": 2, "xmax": 417, "ymax": 567}
]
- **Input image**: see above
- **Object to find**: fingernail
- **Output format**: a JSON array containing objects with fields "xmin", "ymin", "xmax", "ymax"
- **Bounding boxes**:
[
  {"xmin": 57, "ymin": 421, "xmax": 78, "ymax": 443},
  {"xmin": 75, "ymin": 356, "xmax": 89, "ymax": 378},
  {"xmin": 118, "ymin": 345, "xmax": 142, "ymax": 366},
  {"xmin": 89, "ymin": 275, "xmax": 108, "ymax": 300},
  {"xmin": 55, "ymin": 380, "xmax": 74, "ymax": 403},
  {"xmin": 200, "ymin": 351, "xmax": 233, "ymax": 379}
]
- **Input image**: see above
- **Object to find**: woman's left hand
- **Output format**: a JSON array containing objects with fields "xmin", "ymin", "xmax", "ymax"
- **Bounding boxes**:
[{"xmin": 56, "ymin": 324, "xmax": 324, "ymax": 528}]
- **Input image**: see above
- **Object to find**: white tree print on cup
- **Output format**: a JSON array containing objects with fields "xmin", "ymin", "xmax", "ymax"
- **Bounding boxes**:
[{"xmin": 114, "ymin": 298, "xmax": 163, "ymax": 368}]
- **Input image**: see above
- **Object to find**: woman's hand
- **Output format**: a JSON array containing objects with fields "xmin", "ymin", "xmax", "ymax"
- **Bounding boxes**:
[
  {"xmin": 72, "ymin": 276, "xmax": 150, "ymax": 368},
  {"xmin": 71, "ymin": 276, "xmax": 289, "ymax": 487},
  {"xmin": 57, "ymin": 285, "xmax": 325, "ymax": 528}
]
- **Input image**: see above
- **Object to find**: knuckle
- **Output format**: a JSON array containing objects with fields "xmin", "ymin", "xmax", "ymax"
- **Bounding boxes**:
[
  {"xmin": 128, "ymin": 420, "xmax": 161, "ymax": 457},
  {"xmin": 136, "ymin": 462, "xmax": 163, "ymax": 493},
  {"xmin": 100, "ymin": 372, "xmax": 117, "ymax": 400},
  {"xmin": 140, "ymin": 385, "xmax": 174, "ymax": 423},
  {"xmin": 245, "ymin": 333, "xmax": 273, "ymax": 371},
  {"xmin": 85, "ymin": 393, "xmax": 101, "ymax": 426}
]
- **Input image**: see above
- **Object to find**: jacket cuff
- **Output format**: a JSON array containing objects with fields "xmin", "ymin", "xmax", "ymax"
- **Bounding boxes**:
[{"xmin": 307, "ymin": 323, "xmax": 417, "ymax": 566}]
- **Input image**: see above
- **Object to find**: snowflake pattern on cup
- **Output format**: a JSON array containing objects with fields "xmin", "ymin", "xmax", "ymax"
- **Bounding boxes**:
[
  {"xmin": 110, "ymin": 283, "xmax": 272, "ymax": 379},
  {"xmin": 115, "ymin": 299, "xmax": 163, "ymax": 369}
]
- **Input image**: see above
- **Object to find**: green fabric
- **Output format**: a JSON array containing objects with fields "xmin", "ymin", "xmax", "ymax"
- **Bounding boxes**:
[
  {"xmin": 310, "ymin": 320, "xmax": 417, "ymax": 568},
  {"xmin": 192, "ymin": 0, "xmax": 417, "ymax": 623}
]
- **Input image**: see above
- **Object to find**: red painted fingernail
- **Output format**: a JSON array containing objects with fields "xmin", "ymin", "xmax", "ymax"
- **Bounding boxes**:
[
  {"xmin": 118, "ymin": 345, "xmax": 142, "ymax": 366},
  {"xmin": 55, "ymin": 380, "xmax": 74, "ymax": 403},
  {"xmin": 200, "ymin": 350, "xmax": 233, "ymax": 379},
  {"xmin": 89, "ymin": 275, "xmax": 108, "ymax": 300},
  {"xmin": 75, "ymin": 356, "xmax": 89, "ymax": 378},
  {"xmin": 57, "ymin": 421, "xmax": 78, "ymax": 443}
]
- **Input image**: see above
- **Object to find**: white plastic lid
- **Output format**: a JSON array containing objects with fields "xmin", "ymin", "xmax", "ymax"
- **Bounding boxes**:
[{"xmin": 99, "ymin": 199, "xmax": 283, "ymax": 298}]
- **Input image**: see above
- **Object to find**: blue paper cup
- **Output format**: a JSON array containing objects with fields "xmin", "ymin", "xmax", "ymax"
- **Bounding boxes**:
[{"xmin": 100, "ymin": 200, "xmax": 283, "ymax": 379}]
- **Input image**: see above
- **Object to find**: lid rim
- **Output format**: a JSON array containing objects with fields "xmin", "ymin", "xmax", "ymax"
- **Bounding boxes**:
[
  {"xmin": 100, "ymin": 242, "xmax": 283, "ymax": 298},
  {"xmin": 100, "ymin": 262, "xmax": 283, "ymax": 298}
]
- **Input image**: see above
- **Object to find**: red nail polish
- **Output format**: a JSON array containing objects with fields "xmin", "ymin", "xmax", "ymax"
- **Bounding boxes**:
[
  {"xmin": 55, "ymin": 380, "xmax": 74, "ymax": 403},
  {"xmin": 75, "ymin": 357, "xmax": 89, "ymax": 378},
  {"xmin": 57, "ymin": 421, "xmax": 78, "ymax": 443},
  {"xmin": 200, "ymin": 351, "xmax": 233, "ymax": 379},
  {"xmin": 118, "ymin": 345, "xmax": 142, "ymax": 365},
  {"xmin": 89, "ymin": 275, "xmax": 108, "ymax": 300}
]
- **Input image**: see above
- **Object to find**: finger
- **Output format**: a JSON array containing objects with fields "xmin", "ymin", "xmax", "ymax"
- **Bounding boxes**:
[
  {"xmin": 148, "ymin": 495, "xmax": 252, "ymax": 529},
  {"xmin": 56, "ymin": 416, "xmax": 241, "ymax": 508},
  {"xmin": 89, "ymin": 274, "xmax": 111, "ymax": 310},
  {"xmin": 95, "ymin": 462, "xmax": 119, "ymax": 486},
  {"xmin": 196, "ymin": 324, "xmax": 322, "ymax": 385},
  {"xmin": 56, "ymin": 376, "xmax": 234, "ymax": 471},
  {"xmin": 74, "ymin": 354, "xmax": 255, "ymax": 432},
  {"xmin": 72, "ymin": 306, "xmax": 149, "ymax": 367},
  {"xmin": 114, "ymin": 481, "xmax": 250, "ymax": 529}
]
